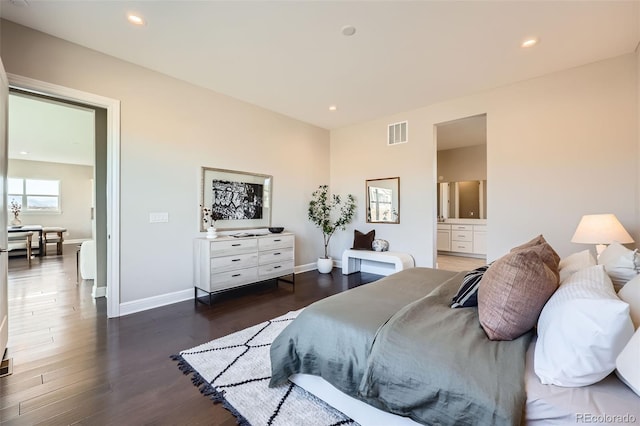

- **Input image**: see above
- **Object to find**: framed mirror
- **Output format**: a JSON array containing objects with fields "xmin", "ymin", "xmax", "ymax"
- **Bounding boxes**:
[{"xmin": 366, "ymin": 177, "xmax": 400, "ymax": 224}]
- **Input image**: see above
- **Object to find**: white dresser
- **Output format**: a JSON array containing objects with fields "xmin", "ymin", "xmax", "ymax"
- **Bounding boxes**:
[
  {"xmin": 437, "ymin": 222, "xmax": 486, "ymax": 256},
  {"xmin": 194, "ymin": 232, "xmax": 295, "ymax": 303}
]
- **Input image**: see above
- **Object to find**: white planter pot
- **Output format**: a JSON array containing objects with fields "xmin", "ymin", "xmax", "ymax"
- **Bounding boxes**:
[{"xmin": 317, "ymin": 257, "xmax": 333, "ymax": 274}]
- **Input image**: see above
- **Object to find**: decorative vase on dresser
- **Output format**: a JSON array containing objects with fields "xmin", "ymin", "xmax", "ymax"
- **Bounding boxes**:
[
  {"xmin": 193, "ymin": 232, "xmax": 295, "ymax": 304},
  {"xmin": 206, "ymin": 227, "xmax": 218, "ymax": 239}
]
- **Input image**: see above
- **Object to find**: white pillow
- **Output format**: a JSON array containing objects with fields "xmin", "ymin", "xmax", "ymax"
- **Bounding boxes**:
[
  {"xmin": 618, "ymin": 274, "xmax": 640, "ymax": 329},
  {"xmin": 558, "ymin": 250, "xmax": 596, "ymax": 284},
  {"xmin": 616, "ymin": 328, "xmax": 640, "ymax": 396},
  {"xmin": 534, "ymin": 265, "xmax": 634, "ymax": 387},
  {"xmin": 597, "ymin": 242, "xmax": 640, "ymax": 290}
]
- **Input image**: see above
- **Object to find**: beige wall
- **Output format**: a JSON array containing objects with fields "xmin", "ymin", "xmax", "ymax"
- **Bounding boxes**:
[
  {"xmin": 8, "ymin": 159, "xmax": 93, "ymax": 240},
  {"xmin": 1, "ymin": 20, "xmax": 330, "ymax": 304},
  {"xmin": 437, "ymin": 144, "xmax": 487, "ymax": 182},
  {"xmin": 331, "ymin": 54, "xmax": 638, "ymax": 266}
]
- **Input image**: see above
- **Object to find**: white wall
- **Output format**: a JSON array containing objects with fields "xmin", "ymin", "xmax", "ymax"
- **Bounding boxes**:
[
  {"xmin": 331, "ymin": 54, "xmax": 638, "ymax": 265},
  {"xmin": 8, "ymin": 159, "xmax": 93, "ymax": 240},
  {"xmin": 0, "ymin": 20, "xmax": 330, "ymax": 304}
]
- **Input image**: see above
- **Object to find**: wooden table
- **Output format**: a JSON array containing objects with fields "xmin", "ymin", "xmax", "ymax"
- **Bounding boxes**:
[
  {"xmin": 8, "ymin": 225, "xmax": 43, "ymax": 257},
  {"xmin": 42, "ymin": 227, "xmax": 67, "ymax": 255}
]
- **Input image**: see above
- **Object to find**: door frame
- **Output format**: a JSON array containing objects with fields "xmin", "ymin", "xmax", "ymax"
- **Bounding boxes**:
[{"xmin": 7, "ymin": 73, "xmax": 121, "ymax": 318}]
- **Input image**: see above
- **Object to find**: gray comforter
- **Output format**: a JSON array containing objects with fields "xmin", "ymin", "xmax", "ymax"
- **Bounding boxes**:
[{"xmin": 269, "ymin": 267, "xmax": 533, "ymax": 425}]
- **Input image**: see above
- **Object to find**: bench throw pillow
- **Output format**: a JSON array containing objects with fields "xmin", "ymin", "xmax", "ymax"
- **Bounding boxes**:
[
  {"xmin": 535, "ymin": 265, "xmax": 634, "ymax": 387},
  {"xmin": 451, "ymin": 264, "xmax": 490, "ymax": 308},
  {"xmin": 352, "ymin": 229, "xmax": 375, "ymax": 250},
  {"xmin": 478, "ymin": 243, "xmax": 559, "ymax": 341}
]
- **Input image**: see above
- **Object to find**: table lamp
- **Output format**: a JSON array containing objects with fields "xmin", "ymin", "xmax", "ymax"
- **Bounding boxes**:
[{"xmin": 571, "ymin": 213, "xmax": 634, "ymax": 256}]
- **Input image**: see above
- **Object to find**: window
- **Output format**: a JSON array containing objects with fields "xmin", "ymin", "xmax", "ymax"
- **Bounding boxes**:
[{"xmin": 8, "ymin": 178, "xmax": 60, "ymax": 212}]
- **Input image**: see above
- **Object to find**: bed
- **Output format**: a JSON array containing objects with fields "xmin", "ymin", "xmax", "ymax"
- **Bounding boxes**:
[{"xmin": 269, "ymin": 266, "xmax": 640, "ymax": 425}]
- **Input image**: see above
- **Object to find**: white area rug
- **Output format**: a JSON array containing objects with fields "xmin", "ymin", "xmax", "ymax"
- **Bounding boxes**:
[{"xmin": 173, "ymin": 310, "xmax": 358, "ymax": 426}]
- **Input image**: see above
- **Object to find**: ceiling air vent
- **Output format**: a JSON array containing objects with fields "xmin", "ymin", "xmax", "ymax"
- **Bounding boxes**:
[{"xmin": 388, "ymin": 121, "xmax": 408, "ymax": 145}]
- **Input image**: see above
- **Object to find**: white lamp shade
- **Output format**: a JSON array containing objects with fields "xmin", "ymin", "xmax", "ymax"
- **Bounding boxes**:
[{"xmin": 571, "ymin": 214, "xmax": 634, "ymax": 245}]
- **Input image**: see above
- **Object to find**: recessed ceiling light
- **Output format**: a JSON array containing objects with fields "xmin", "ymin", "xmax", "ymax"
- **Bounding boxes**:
[
  {"xmin": 341, "ymin": 25, "xmax": 356, "ymax": 37},
  {"xmin": 19, "ymin": 151, "xmax": 28, "ymax": 155},
  {"xmin": 521, "ymin": 37, "xmax": 538, "ymax": 48},
  {"xmin": 127, "ymin": 13, "xmax": 146, "ymax": 26},
  {"xmin": 329, "ymin": 105, "xmax": 337, "ymax": 111}
]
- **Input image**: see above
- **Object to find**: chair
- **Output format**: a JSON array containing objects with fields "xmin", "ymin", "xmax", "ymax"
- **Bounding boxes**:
[
  {"xmin": 7, "ymin": 231, "xmax": 34, "ymax": 266},
  {"xmin": 43, "ymin": 227, "xmax": 66, "ymax": 256}
]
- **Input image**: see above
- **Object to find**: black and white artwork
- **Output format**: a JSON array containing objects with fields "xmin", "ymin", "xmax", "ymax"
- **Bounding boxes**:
[
  {"xmin": 200, "ymin": 167, "xmax": 272, "ymax": 230},
  {"xmin": 210, "ymin": 180, "xmax": 264, "ymax": 220}
]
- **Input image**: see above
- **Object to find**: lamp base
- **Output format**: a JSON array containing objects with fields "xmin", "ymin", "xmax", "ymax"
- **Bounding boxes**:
[{"xmin": 595, "ymin": 244, "xmax": 607, "ymax": 258}]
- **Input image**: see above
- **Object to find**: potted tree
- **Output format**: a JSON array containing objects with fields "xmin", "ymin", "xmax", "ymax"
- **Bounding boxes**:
[{"xmin": 308, "ymin": 185, "xmax": 356, "ymax": 273}]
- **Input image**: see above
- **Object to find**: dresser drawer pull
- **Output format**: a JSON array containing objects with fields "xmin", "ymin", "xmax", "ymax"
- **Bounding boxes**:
[
  {"xmin": 231, "ymin": 243, "xmax": 241, "ymax": 247},
  {"xmin": 274, "ymin": 265, "xmax": 281, "ymax": 269},
  {"xmin": 274, "ymin": 252, "xmax": 281, "ymax": 255},
  {"xmin": 231, "ymin": 259, "xmax": 241, "ymax": 262},
  {"xmin": 232, "ymin": 273, "xmax": 241, "ymax": 277},
  {"xmin": 274, "ymin": 239, "xmax": 281, "ymax": 242}
]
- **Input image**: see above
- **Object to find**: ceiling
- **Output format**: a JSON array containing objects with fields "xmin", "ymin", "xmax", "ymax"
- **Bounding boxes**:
[
  {"xmin": 8, "ymin": 93, "xmax": 95, "ymax": 166},
  {"xmin": 1, "ymin": 1, "xmax": 638, "ymax": 131}
]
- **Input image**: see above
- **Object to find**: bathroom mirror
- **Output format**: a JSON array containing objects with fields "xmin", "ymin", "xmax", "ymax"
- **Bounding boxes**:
[
  {"xmin": 366, "ymin": 177, "xmax": 400, "ymax": 224},
  {"xmin": 438, "ymin": 180, "xmax": 486, "ymax": 220}
]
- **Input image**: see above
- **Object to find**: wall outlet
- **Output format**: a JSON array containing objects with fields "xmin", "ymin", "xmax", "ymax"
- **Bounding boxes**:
[{"xmin": 149, "ymin": 212, "xmax": 169, "ymax": 223}]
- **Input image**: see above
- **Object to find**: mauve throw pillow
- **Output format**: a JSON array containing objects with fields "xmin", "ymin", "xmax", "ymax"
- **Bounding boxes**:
[
  {"xmin": 478, "ymin": 246, "xmax": 559, "ymax": 341},
  {"xmin": 511, "ymin": 235, "xmax": 560, "ymax": 280},
  {"xmin": 352, "ymin": 230, "xmax": 375, "ymax": 250}
]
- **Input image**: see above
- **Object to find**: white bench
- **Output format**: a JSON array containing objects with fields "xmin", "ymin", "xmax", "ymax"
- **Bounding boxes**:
[{"xmin": 341, "ymin": 249, "xmax": 415, "ymax": 276}]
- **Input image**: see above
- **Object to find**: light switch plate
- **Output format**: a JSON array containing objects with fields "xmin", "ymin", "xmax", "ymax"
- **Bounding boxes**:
[{"xmin": 149, "ymin": 212, "xmax": 169, "ymax": 223}]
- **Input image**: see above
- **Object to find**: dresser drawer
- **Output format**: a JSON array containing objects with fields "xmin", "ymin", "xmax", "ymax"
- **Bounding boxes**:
[
  {"xmin": 210, "ymin": 238, "xmax": 257, "ymax": 257},
  {"xmin": 451, "ymin": 241, "xmax": 473, "ymax": 253},
  {"xmin": 451, "ymin": 224, "xmax": 472, "ymax": 231},
  {"xmin": 451, "ymin": 230, "xmax": 472, "ymax": 242},
  {"xmin": 210, "ymin": 252, "xmax": 258, "ymax": 273},
  {"xmin": 209, "ymin": 267, "xmax": 258, "ymax": 291},
  {"xmin": 259, "ymin": 247, "xmax": 294, "ymax": 265},
  {"xmin": 437, "ymin": 224, "xmax": 451, "ymax": 231},
  {"xmin": 259, "ymin": 260, "xmax": 294, "ymax": 280},
  {"xmin": 259, "ymin": 234, "xmax": 294, "ymax": 251}
]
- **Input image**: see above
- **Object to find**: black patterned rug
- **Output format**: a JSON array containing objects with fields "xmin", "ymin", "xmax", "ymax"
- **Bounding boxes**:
[{"xmin": 172, "ymin": 310, "xmax": 358, "ymax": 426}]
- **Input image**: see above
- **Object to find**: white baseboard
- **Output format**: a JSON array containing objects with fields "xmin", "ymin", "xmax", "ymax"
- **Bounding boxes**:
[
  {"xmin": 63, "ymin": 238, "xmax": 90, "ymax": 245},
  {"xmin": 92, "ymin": 283, "xmax": 106, "ymax": 298},
  {"xmin": 119, "ymin": 288, "xmax": 194, "ymax": 317},
  {"xmin": 296, "ymin": 260, "xmax": 343, "ymax": 273},
  {"xmin": 295, "ymin": 262, "xmax": 318, "ymax": 274}
]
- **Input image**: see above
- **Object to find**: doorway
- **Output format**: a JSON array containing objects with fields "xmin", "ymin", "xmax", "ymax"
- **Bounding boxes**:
[
  {"xmin": 434, "ymin": 114, "xmax": 487, "ymax": 270},
  {"xmin": 7, "ymin": 74, "xmax": 120, "ymax": 318}
]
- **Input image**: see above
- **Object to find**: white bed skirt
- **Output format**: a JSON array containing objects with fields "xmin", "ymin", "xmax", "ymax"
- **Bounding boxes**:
[{"xmin": 290, "ymin": 373, "xmax": 420, "ymax": 426}]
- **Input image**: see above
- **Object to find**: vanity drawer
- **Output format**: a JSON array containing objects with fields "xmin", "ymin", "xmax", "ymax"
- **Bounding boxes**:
[
  {"xmin": 451, "ymin": 241, "xmax": 473, "ymax": 253},
  {"xmin": 451, "ymin": 224, "xmax": 472, "ymax": 231},
  {"xmin": 451, "ymin": 230, "xmax": 472, "ymax": 242}
]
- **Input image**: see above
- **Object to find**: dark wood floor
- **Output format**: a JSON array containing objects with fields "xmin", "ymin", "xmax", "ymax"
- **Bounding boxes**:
[{"xmin": 0, "ymin": 251, "xmax": 381, "ymax": 425}]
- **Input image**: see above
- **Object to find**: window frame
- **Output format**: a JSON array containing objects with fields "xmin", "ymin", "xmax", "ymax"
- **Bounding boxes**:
[{"xmin": 8, "ymin": 177, "xmax": 61, "ymax": 214}]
